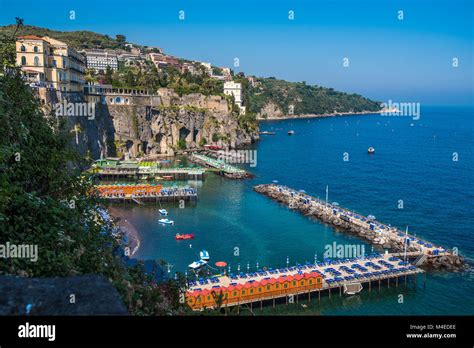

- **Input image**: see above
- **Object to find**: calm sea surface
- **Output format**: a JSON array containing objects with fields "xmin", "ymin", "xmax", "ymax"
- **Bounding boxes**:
[{"xmin": 113, "ymin": 105, "xmax": 474, "ymax": 315}]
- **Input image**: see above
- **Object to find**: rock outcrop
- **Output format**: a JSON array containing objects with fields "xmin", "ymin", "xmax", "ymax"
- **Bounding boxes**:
[
  {"xmin": 42, "ymin": 89, "xmax": 259, "ymax": 160},
  {"xmin": 0, "ymin": 274, "xmax": 128, "ymax": 315}
]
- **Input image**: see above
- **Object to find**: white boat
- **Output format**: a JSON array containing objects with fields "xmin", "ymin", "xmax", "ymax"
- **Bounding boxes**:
[
  {"xmin": 159, "ymin": 218, "xmax": 174, "ymax": 225},
  {"xmin": 288, "ymin": 130, "xmax": 295, "ymax": 135},
  {"xmin": 368, "ymin": 147, "xmax": 375, "ymax": 154},
  {"xmin": 158, "ymin": 209, "xmax": 168, "ymax": 216},
  {"xmin": 199, "ymin": 250, "xmax": 210, "ymax": 261},
  {"xmin": 188, "ymin": 259, "xmax": 207, "ymax": 270}
]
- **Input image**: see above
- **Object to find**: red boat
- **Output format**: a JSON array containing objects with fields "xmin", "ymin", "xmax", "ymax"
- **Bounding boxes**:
[{"xmin": 175, "ymin": 233, "xmax": 195, "ymax": 240}]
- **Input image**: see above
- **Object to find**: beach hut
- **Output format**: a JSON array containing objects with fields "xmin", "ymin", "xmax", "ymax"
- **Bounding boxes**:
[{"xmin": 277, "ymin": 275, "xmax": 291, "ymax": 294}]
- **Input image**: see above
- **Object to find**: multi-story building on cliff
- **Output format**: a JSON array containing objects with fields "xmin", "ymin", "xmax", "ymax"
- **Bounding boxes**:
[
  {"xmin": 224, "ymin": 81, "xmax": 246, "ymax": 115},
  {"xmin": 16, "ymin": 35, "xmax": 86, "ymax": 92},
  {"xmin": 84, "ymin": 49, "xmax": 118, "ymax": 72}
]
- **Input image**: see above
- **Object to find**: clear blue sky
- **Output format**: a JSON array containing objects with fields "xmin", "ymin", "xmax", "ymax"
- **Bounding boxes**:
[{"xmin": 1, "ymin": 0, "xmax": 472, "ymax": 105}]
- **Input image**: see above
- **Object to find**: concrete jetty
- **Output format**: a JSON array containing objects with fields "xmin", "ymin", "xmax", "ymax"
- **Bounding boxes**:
[
  {"xmin": 189, "ymin": 153, "xmax": 252, "ymax": 179},
  {"xmin": 254, "ymin": 184, "xmax": 465, "ymax": 270}
]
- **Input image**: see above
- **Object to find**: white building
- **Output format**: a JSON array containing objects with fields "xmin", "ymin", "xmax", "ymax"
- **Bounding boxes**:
[
  {"xmin": 200, "ymin": 62, "xmax": 212, "ymax": 75},
  {"xmin": 224, "ymin": 81, "xmax": 245, "ymax": 115},
  {"xmin": 84, "ymin": 49, "xmax": 118, "ymax": 72}
]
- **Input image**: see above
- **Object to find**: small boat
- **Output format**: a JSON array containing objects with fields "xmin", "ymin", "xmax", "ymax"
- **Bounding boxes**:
[
  {"xmin": 175, "ymin": 233, "xmax": 194, "ymax": 240},
  {"xmin": 200, "ymin": 250, "xmax": 210, "ymax": 261},
  {"xmin": 368, "ymin": 147, "xmax": 375, "ymax": 154},
  {"xmin": 159, "ymin": 218, "xmax": 174, "ymax": 225},
  {"xmin": 259, "ymin": 131, "xmax": 276, "ymax": 135},
  {"xmin": 288, "ymin": 130, "xmax": 295, "ymax": 135},
  {"xmin": 188, "ymin": 259, "xmax": 207, "ymax": 270},
  {"xmin": 158, "ymin": 209, "xmax": 168, "ymax": 216}
]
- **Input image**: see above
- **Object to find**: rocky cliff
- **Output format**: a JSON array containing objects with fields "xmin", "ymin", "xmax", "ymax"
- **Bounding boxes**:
[{"xmin": 41, "ymin": 88, "xmax": 259, "ymax": 160}]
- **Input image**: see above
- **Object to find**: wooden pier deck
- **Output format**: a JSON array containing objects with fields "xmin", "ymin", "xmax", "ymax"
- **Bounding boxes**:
[
  {"xmin": 96, "ymin": 184, "xmax": 197, "ymax": 203},
  {"xmin": 186, "ymin": 253, "xmax": 424, "ymax": 311}
]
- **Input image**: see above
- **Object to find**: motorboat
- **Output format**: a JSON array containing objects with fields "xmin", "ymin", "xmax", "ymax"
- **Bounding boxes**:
[
  {"xmin": 188, "ymin": 259, "xmax": 207, "ymax": 270},
  {"xmin": 158, "ymin": 209, "xmax": 168, "ymax": 216},
  {"xmin": 175, "ymin": 233, "xmax": 194, "ymax": 240},
  {"xmin": 368, "ymin": 147, "xmax": 375, "ymax": 154},
  {"xmin": 199, "ymin": 250, "xmax": 210, "ymax": 261},
  {"xmin": 159, "ymin": 218, "xmax": 174, "ymax": 225},
  {"xmin": 288, "ymin": 130, "xmax": 295, "ymax": 135}
]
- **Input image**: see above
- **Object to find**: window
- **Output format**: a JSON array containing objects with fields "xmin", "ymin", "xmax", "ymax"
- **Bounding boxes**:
[
  {"xmin": 33, "ymin": 46, "xmax": 38, "ymax": 53},
  {"xmin": 20, "ymin": 45, "xmax": 25, "ymax": 52},
  {"xmin": 309, "ymin": 280, "xmax": 313, "ymax": 284},
  {"xmin": 275, "ymin": 284, "xmax": 279, "ymax": 289},
  {"xmin": 293, "ymin": 281, "xmax": 296, "ymax": 286},
  {"xmin": 258, "ymin": 287, "xmax": 262, "ymax": 292},
  {"xmin": 301, "ymin": 281, "xmax": 304, "ymax": 286},
  {"xmin": 241, "ymin": 290, "xmax": 246, "ymax": 295},
  {"xmin": 233, "ymin": 291, "xmax": 237, "ymax": 296},
  {"xmin": 284, "ymin": 284, "xmax": 288, "ymax": 289},
  {"xmin": 115, "ymin": 97, "xmax": 122, "ymax": 104},
  {"xmin": 34, "ymin": 56, "xmax": 39, "ymax": 66},
  {"xmin": 21, "ymin": 56, "xmax": 26, "ymax": 65},
  {"xmin": 266, "ymin": 285, "xmax": 271, "ymax": 291},
  {"xmin": 250, "ymin": 289, "xmax": 253, "ymax": 294}
]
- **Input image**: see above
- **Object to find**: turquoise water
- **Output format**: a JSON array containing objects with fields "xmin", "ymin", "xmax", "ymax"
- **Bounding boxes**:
[{"xmin": 114, "ymin": 106, "xmax": 474, "ymax": 315}]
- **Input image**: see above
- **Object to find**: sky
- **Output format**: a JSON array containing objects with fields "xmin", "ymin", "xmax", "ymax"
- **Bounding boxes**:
[{"xmin": 1, "ymin": 0, "xmax": 473, "ymax": 105}]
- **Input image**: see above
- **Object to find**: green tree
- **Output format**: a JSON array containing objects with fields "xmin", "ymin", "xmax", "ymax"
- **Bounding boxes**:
[
  {"xmin": 104, "ymin": 65, "xmax": 113, "ymax": 85},
  {"xmin": 0, "ymin": 24, "xmax": 187, "ymax": 315}
]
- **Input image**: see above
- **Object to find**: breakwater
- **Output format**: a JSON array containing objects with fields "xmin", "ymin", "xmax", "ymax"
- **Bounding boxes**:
[{"xmin": 254, "ymin": 184, "xmax": 465, "ymax": 271}]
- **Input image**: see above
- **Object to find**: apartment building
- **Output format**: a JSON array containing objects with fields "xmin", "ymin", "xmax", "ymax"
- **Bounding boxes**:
[{"xmin": 16, "ymin": 35, "xmax": 86, "ymax": 92}]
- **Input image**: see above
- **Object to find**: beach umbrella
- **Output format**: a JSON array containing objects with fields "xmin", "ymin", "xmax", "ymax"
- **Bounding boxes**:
[
  {"xmin": 215, "ymin": 261, "xmax": 227, "ymax": 267},
  {"xmin": 332, "ymin": 202, "xmax": 339, "ymax": 206}
]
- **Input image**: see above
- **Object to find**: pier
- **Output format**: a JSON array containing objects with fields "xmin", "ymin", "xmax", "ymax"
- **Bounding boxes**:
[
  {"xmin": 91, "ymin": 159, "xmax": 205, "ymax": 181},
  {"xmin": 254, "ymin": 184, "xmax": 465, "ymax": 270},
  {"xmin": 95, "ymin": 184, "xmax": 197, "ymax": 203},
  {"xmin": 186, "ymin": 253, "xmax": 424, "ymax": 311},
  {"xmin": 189, "ymin": 153, "xmax": 251, "ymax": 179}
]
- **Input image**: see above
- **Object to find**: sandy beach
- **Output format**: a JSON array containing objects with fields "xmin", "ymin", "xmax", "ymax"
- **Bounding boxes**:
[{"xmin": 108, "ymin": 206, "xmax": 141, "ymax": 257}]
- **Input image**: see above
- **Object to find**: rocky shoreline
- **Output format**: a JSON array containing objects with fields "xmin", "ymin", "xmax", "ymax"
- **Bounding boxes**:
[{"xmin": 254, "ymin": 184, "xmax": 467, "ymax": 271}]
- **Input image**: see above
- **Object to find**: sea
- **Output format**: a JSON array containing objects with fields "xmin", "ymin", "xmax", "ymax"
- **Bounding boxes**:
[{"xmin": 112, "ymin": 105, "xmax": 474, "ymax": 315}]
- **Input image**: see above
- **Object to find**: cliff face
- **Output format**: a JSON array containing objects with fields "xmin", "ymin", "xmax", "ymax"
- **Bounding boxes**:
[
  {"xmin": 44, "ymin": 88, "xmax": 259, "ymax": 160},
  {"xmin": 106, "ymin": 89, "xmax": 258, "ymax": 158}
]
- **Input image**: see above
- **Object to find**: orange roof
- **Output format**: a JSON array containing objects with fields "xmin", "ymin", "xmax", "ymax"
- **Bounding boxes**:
[
  {"xmin": 17, "ymin": 35, "xmax": 44, "ymax": 41},
  {"xmin": 259, "ymin": 279, "xmax": 269, "ymax": 286},
  {"xmin": 243, "ymin": 282, "xmax": 254, "ymax": 289},
  {"xmin": 267, "ymin": 278, "xmax": 277, "ymax": 284},
  {"xmin": 276, "ymin": 275, "xmax": 288, "ymax": 283},
  {"xmin": 293, "ymin": 274, "xmax": 304, "ymax": 281}
]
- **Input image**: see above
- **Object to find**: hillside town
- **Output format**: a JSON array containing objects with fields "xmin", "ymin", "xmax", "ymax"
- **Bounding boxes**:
[{"xmin": 15, "ymin": 34, "xmax": 249, "ymax": 115}]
